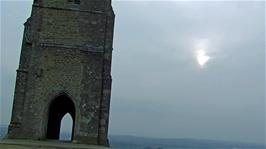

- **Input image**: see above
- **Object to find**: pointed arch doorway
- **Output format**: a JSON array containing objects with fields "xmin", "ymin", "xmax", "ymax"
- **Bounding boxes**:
[{"xmin": 46, "ymin": 94, "xmax": 75, "ymax": 141}]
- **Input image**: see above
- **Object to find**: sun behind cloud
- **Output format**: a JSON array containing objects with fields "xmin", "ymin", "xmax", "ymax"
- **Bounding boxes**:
[{"xmin": 196, "ymin": 49, "xmax": 210, "ymax": 67}]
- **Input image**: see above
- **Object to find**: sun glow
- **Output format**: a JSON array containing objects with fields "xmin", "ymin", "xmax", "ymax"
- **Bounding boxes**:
[{"xmin": 196, "ymin": 49, "xmax": 210, "ymax": 67}]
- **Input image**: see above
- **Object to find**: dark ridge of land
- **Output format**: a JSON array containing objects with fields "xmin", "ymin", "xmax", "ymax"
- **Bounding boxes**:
[{"xmin": 109, "ymin": 135, "xmax": 265, "ymax": 149}]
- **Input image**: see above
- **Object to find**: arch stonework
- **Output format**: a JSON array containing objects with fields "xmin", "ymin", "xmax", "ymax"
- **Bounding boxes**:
[
  {"xmin": 7, "ymin": 0, "xmax": 115, "ymax": 146},
  {"xmin": 40, "ymin": 91, "xmax": 81, "ymax": 141},
  {"xmin": 46, "ymin": 93, "xmax": 76, "ymax": 140}
]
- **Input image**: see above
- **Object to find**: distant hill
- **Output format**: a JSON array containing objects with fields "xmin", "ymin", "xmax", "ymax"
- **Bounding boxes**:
[
  {"xmin": 0, "ymin": 125, "xmax": 8, "ymax": 139},
  {"xmin": 109, "ymin": 135, "xmax": 265, "ymax": 149},
  {"xmin": 0, "ymin": 126, "xmax": 265, "ymax": 149}
]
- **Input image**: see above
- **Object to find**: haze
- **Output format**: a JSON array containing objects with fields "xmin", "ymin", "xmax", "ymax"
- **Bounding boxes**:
[{"xmin": 1, "ymin": 0, "xmax": 265, "ymax": 144}]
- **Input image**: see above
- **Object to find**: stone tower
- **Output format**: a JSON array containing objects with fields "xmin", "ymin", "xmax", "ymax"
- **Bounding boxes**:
[{"xmin": 7, "ymin": 0, "xmax": 115, "ymax": 146}]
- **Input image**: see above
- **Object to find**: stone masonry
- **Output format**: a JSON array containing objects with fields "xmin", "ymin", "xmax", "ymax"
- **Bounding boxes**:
[{"xmin": 7, "ymin": 0, "xmax": 115, "ymax": 146}]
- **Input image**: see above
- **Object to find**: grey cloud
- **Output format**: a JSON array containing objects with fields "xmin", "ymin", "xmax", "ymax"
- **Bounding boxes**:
[{"xmin": 1, "ymin": 1, "xmax": 265, "ymax": 144}]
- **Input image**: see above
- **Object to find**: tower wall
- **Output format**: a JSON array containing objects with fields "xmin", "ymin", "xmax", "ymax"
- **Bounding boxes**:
[{"xmin": 7, "ymin": 0, "xmax": 115, "ymax": 146}]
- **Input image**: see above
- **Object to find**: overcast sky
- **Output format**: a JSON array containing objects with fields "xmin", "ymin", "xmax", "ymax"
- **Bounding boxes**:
[{"xmin": 1, "ymin": 0, "xmax": 265, "ymax": 144}]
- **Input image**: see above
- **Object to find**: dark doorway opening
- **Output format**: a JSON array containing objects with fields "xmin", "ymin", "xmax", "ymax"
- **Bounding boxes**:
[{"xmin": 46, "ymin": 94, "xmax": 75, "ymax": 140}]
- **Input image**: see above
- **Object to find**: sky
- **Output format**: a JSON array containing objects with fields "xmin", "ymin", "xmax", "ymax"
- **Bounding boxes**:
[{"xmin": 0, "ymin": 0, "xmax": 265, "ymax": 144}]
